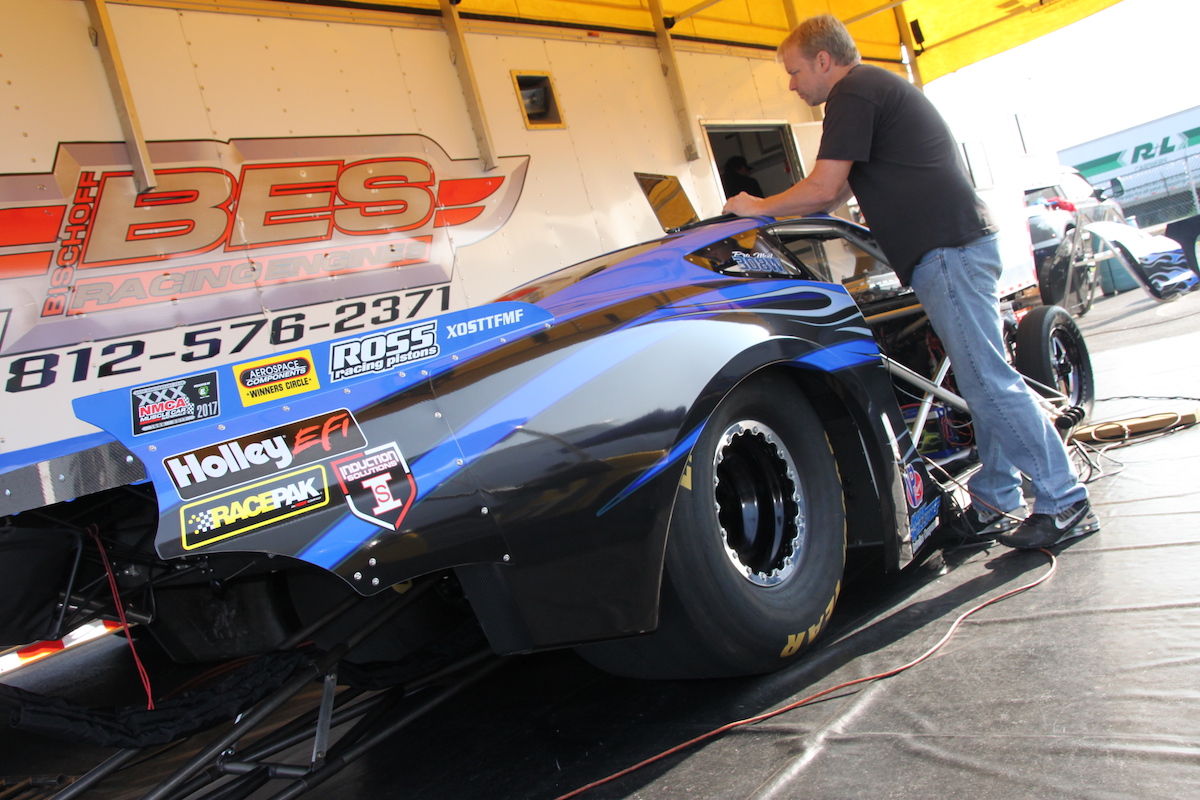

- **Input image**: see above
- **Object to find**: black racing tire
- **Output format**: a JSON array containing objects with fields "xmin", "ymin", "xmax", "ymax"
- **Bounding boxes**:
[
  {"xmin": 577, "ymin": 373, "xmax": 846, "ymax": 679},
  {"xmin": 1037, "ymin": 226, "xmax": 1075, "ymax": 307},
  {"xmin": 1013, "ymin": 305, "xmax": 1095, "ymax": 418}
]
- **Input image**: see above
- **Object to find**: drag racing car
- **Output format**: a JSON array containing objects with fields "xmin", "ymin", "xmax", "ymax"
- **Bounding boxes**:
[
  {"xmin": 1, "ymin": 214, "xmax": 1094, "ymax": 696},
  {"xmin": 1086, "ymin": 220, "xmax": 1200, "ymax": 301}
]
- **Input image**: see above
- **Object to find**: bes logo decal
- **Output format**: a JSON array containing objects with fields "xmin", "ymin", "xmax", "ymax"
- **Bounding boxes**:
[
  {"xmin": 332, "ymin": 442, "xmax": 416, "ymax": 531},
  {"xmin": 0, "ymin": 135, "xmax": 529, "ymax": 354}
]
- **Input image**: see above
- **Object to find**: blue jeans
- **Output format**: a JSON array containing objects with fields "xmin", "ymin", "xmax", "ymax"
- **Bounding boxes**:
[{"xmin": 910, "ymin": 233, "xmax": 1086, "ymax": 515}]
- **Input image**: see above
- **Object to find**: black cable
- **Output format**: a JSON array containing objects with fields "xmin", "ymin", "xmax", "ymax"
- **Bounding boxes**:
[
  {"xmin": 1096, "ymin": 395, "xmax": 1200, "ymax": 403},
  {"xmin": 554, "ymin": 551, "xmax": 1060, "ymax": 800}
]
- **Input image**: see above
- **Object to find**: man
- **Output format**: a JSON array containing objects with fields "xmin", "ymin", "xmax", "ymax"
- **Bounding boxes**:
[
  {"xmin": 724, "ymin": 14, "xmax": 1097, "ymax": 550},
  {"xmin": 722, "ymin": 155, "xmax": 763, "ymax": 199}
]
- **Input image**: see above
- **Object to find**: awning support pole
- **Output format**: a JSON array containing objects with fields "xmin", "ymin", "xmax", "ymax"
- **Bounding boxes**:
[
  {"xmin": 439, "ymin": 0, "xmax": 499, "ymax": 171},
  {"xmin": 83, "ymin": 0, "xmax": 156, "ymax": 192},
  {"xmin": 783, "ymin": 1, "xmax": 800, "ymax": 31},
  {"xmin": 843, "ymin": 0, "xmax": 910, "ymax": 26},
  {"xmin": 667, "ymin": 0, "xmax": 726, "ymax": 26},
  {"xmin": 893, "ymin": 4, "xmax": 925, "ymax": 88},
  {"xmin": 649, "ymin": 0, "xmax": 700, "ymax": 162}
]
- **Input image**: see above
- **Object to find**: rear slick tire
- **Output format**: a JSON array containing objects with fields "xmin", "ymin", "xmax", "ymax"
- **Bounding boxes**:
[
  {"xmin": 1013, "ymin": 304, "xmax": 1095, "ymax": 417},
  {"xmin": 577, "ymin": 373, "xmax": 846, "ymax": 679}
]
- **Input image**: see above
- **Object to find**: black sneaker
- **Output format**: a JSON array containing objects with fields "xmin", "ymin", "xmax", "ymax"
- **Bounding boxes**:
[
  {"xmin": 964, "ymin": 505, "xmax": 1022, "ymax": 539},
  {"xmin": 996, "ymin": 499, "xmax": 1099, "ymax": 549},
  {"xmin": 951, "ymin": 505, "xmax": 1025, "ymax": 547}
]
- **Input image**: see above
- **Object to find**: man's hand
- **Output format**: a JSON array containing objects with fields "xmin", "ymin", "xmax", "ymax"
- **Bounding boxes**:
[
  {"xmin": 723, "ymin": 160, "xmax": 854, "ymax": 220},
  {"xmin": 723, "ymin": 192, "xmax": 764, "ymax": 217}
]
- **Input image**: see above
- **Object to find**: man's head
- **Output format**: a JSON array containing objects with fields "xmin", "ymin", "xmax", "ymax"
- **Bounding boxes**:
[
  {"xmin": 778, "ymin": 15, "xmax": 861, "ymax": 106},
  {"xmin": 724, "ymin": 155, "xmax": 751, "ymax": 176}
]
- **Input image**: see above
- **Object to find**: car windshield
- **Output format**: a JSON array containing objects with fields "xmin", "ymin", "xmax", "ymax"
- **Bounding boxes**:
[
  {"xmin": 684, "ymin": 230, "xmax": 806, "ymax": 278},
  {"xmin": 492, "ymin": 240, "xmax": 671, "ymax": 304},
  {"xmin": 1027, "ymin": 214, "xmax": 1060, "ymax": 247}
]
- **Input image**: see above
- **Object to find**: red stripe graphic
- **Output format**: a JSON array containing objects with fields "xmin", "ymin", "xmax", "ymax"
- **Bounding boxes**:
[
  {"xmin": 436, "ymin": 177, "xmax": 504, "ymax": 206},
  {"xmin": 0, "ymin": 206, "xmax": 66, "ymax": 246},
  {"xmin": 0, "ymin": 250, "xmax": 53, "ymax": 277}
]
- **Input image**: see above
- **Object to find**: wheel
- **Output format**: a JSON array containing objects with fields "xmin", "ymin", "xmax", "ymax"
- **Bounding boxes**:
[
  {"xmin": 1013, "ymin": 305, "xmax": 1095, "ymax": 417},
  {"xmin": 1070, "ymin": 261, "xmax": 1096, "ymax": 317},
  {"xmin": 577, "ymin": 373, "xmax": 846, "ymax": 679},
  {"xmin": 1037, "ymin": 226, "xmax": 1075, "ymax": 308}
]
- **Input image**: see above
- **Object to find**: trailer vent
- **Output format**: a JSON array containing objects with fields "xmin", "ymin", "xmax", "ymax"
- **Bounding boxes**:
[{"xmin": 512, "ymin": 72, "xmax": 565, "ymax": 130}]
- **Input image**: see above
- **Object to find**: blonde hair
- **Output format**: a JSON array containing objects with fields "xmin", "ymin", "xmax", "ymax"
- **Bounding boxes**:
[{"xmin": 778, "ymin": 14, "xmax": 860, "ymax": 66}]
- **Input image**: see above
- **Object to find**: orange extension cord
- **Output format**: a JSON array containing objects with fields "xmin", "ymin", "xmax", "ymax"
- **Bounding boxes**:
[
  {"xmin": 88, "ymin": 524, "xmax": 155, "ymax": 710},
  {"xmin": 554, "ymin": 549, "xmax": 1058, "ymax": 800}
]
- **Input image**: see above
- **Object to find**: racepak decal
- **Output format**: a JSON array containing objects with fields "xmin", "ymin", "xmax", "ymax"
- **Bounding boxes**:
[{"xmin": 181, "ymin": 465, "xmax": 330, "ymax": 550}]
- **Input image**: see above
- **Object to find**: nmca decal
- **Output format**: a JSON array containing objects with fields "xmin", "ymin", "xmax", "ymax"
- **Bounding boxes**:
[{"xmin": 181, "ymin": 465, "xmax": 330, "ymax": 550}]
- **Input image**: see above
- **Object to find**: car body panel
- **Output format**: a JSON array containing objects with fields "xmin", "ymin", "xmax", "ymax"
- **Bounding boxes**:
[{"xmin": 71, "ymin": 216, "xmax": 944, "ymax": 654}]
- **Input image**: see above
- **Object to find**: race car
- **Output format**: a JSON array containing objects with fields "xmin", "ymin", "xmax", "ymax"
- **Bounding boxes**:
[
  {"xmin": 1, "ymin": 214, "xmax": 1093, "ymax": 687},
  {"xmin": 1086, "ymin": 220, "xmax": 1200, "ymax": 301}
]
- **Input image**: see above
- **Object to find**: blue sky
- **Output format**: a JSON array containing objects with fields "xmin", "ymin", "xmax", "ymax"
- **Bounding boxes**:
[{"xmin": 925, "ymin": 0, "xmax": 1200, "ymax": 155}]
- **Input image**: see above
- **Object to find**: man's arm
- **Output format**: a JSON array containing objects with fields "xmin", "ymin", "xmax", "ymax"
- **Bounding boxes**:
[{"xmin": 723, "ymin": 159, "xmax": 853, "ymax": 218}]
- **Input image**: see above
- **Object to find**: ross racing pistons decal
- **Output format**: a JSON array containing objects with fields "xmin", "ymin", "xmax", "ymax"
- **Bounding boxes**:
[
  {"xmin": 235, "ymin": 350, "xmax": 319, "ymax": 406},
  {"xmin": 164, "ymin": 408, "xmax": 365, "ymax": 500},
  {"xmin": 329, "ymin": 321, "xmax": 438, "ymax": 382},
  {"xmin": 180, "ymin": 464, "xmax": 330, "ymax": 549},
  {"xmin": 332, "ymin": 442, "xmax": 416, "ymax": 531},
  {"xmin": 130, "ymin": 371, "xmax": 219, "ymax": 435},
  {"xmin": 903, "ymin": 463, "xmax": 924, "ymax": 508}
]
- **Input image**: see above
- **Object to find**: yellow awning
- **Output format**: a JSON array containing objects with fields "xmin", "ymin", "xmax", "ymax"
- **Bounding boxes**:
[
  {"xmin": 349, "ymin": 0, "xmax": 1125, "ymax": 83},
  {"xmin": 901, "ymin": 0, "xmax": 1125, "ymax": 82}
]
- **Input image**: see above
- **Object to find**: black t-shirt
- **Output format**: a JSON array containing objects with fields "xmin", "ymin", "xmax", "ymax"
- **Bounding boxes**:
[
  {"xmin": 723, "ymin": 173, "xmax": 763, "ymax": 199},
  {"xmin": 817, "ymin": 64, "xmax": 995, "ymax": 283}
]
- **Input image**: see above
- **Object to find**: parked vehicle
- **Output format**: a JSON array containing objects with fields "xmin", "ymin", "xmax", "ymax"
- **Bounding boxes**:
[
  {"xmin": 1086, "ymin": 221, "xmax": 1199, "ymax": 301},
  {"xmin": 1025, "ymin": 201, "xmax": 1099, "ymax": 315},
  {"xmin": 1022, "ymin": 167, "xmax": 1123, "ymax": 318},
  {"xmin": 1060, "ymin": 106, "xmax": 1200, "ymax": 273}
]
